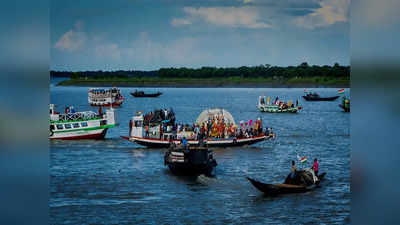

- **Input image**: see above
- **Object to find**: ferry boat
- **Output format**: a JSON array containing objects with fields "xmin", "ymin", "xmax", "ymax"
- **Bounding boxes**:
[
  {"xmin": 49, "ymin": 104, "xmax": 117, "ymax": 140},
  {"xmin": 88, "ymin": 87, "xmax": 123, "ymax": 107},
  {"xmin": 121, "ymin": 108, "xmax": 274, "ymax": 148},
  {"xmin": 258, "ymin": 96, "xmax": 301, "ymax": 113}
]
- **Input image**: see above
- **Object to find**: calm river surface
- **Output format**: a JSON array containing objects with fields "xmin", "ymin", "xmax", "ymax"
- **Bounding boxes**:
[{"xmin": 50, "ymin": 85, "xmax": 350, "ymax": 224}]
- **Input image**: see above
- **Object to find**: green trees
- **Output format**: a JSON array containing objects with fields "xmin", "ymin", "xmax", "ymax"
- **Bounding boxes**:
[{"xmin": 50, "ymin": 62, "xmax": 350, "ymax": 80}]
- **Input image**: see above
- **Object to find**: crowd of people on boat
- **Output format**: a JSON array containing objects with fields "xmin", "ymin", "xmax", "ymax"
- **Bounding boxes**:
[{"xmin": 140, "ymin": 110, "xmax": 274, "ymax": 140}]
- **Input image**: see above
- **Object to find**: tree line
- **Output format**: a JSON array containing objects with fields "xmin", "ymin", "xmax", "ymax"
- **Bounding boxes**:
[{"xmin": 50, "ymin": 62, "xmax": 349, "ymax": 79}]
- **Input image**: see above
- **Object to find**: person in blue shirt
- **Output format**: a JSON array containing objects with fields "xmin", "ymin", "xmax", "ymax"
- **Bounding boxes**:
[{"xmin": 182, "ymin": 137, "xmax": 187, "ymax": 149}]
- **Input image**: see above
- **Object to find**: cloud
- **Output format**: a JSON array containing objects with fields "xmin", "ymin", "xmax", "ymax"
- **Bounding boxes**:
[
  {"xmin": 125, "ymin": 32, "xmax": 210, "ymax": 67},
  {"xmin": 95, "ymin": 43, "xmax": 121, "ymax": 61},
  {"xmin": 171, "ymin": 18, "xmax": 192, "ymax": 27},
  {"xmin": 239, "ymin": 0, "xmax": 255, "ymax": 4},
  {"xmin": 295, "ymin": 0, "xmax": 350, "ymax": 29},
  {"xmin": 172, "ymin": 6, "xmax": 272, "ymax": 29},
  {"xmin": 54, "ymin": 20, "xmax": 87, "ymax": 52}
]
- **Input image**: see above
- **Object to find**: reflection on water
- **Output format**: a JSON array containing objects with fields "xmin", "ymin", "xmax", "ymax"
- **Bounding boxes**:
[{"xmin": 50, "ymin": 87, "xmax": 350, "ymax": 224}]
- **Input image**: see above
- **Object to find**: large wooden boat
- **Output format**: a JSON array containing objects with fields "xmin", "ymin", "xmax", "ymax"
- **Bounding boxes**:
[
  {"xmin": 49, "ymin": 104, "xmax": 117, "ymax": 140},
  {"xmin": 121, "ymin": 108, "xmax": 275, "ymax": 148},
  {"xmin": 88, "ymin": 87, "xmax": 124, "ymax": 107},
  {"xmin": 302, "ymin": 92, "xmax": 339, "ymax": 101},
  {"xmin": 247, "ymin": 169, "xmax": 326, "ymax": 196},
  {"xmin": 164, "ymin": 146, "xmax": 217, "ymax": 176},
  {"xmin": 131, "ymin": 90, "xmax": 162, "ymax": 97}
]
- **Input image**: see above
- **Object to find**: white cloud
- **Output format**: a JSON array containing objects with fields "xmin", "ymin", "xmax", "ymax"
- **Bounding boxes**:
[
  {"xmin": 95, "ymin": 43, "xmax": 121, "ymax": 61},
  {"xmin": 171, "ymin": 18, "xmax": 192, "ymax": 27},
  {"xmin": 54, "ymin": 21, "xmax": 87, "ymax": 52},
  {"xmin": 172, "ymin": 6, "xmax": 272, "ymax": 29},
  {"xmin": 125, "ymin": 32, "xmax": 210, "ymax": 66},
  {"xmin": 238, "ymin": 0, "xmax": 255, "ymax": 4},
  {"xmin": 295, "ymin": 0, "xmax": 350, "ymax": 29}
]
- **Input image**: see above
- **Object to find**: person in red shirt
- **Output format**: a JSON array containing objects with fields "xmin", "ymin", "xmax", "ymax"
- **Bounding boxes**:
[{"xmin": 313, "ymin": 158, "xmax": 319, "ymax": 176}]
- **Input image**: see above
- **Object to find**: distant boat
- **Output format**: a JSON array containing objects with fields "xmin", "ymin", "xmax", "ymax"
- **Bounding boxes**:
[
  {"xmin": 247, "ymin": 169, "xmax": 326, "ymax": 196},
  {"xmin": 258, "ymin": 96, "xmax": 302, "ymax": 113},
  {"xmin": 88, "ymin": 87, "xmax": 124, "ymax": 107},
  {"xmin": 302, "ymin": 92, "xmax": 339, "ymax": 101},
  {"xmin": 339, "ymin": 96, "xmax": 350, "ymax": 112},
  {"xmin": 131, "ymin": 90, "xmax": 162, "ymax": 97}
]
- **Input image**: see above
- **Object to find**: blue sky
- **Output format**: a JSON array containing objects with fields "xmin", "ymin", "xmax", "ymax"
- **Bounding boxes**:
[{"xmin": 50, "ymin": 0, "xmax": 350, "ymax": 71}]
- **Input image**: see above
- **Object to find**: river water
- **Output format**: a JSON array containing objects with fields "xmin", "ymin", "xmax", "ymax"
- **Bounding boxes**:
[{"xmin": 50, "ymin": 85, "xmax": 350, "ymax": 224}]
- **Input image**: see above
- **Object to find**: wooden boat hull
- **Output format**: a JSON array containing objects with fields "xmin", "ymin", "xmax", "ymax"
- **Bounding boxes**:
[
  {"xmin": 131, "ymin": 92, "xmax": 162, "ymax": 97},
  {"xmin": 247, "ymin": 172, "xmax": 326, "ymax": 196},
  {"xmin": 121, "ymin": 134, "xmax": 273, "ymax": 148},
  {"xmin": 302, "ymin": 95, "xmax": 339, "ymax": 101}
]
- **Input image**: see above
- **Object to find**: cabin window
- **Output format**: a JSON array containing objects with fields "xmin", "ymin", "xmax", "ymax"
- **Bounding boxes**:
[
  {"xmin": 64, "ymin": 124, "xmax": 71, "ymax": 129},
  {"xmin": 81, "ymin": 122, "xmax": 88, "ymax": 127},
  {"xmin": 56, "ymin": 124, "xmax": 63, "ymax": 130},
  {"xmin": 100, "ymin": 120, "xmax": 107, "ymax": 126},
  {"xmin": 73, "ymin": 123, "xmax": 80, "ymax": 128}
]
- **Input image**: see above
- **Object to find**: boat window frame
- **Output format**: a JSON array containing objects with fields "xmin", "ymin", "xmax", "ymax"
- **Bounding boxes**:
[
  {"xmin": 64, "ymin": 124, "xmax": 72, "ymax": 129},
  {"xmin": 73, "ymin": 123, "xmax": 80, "ymax": 128},
  {"xmin": 56, "ymin": 124, "xmax": 63, "ymax": 130},
  {"xmin": 81, "ymin": 122, "xmax": 88, "ymax": 127}
]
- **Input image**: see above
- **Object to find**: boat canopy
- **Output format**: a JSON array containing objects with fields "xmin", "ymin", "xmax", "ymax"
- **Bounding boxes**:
[{"xmin": 195, "ymin": 108, "xmax": 236, "ymax": 126}]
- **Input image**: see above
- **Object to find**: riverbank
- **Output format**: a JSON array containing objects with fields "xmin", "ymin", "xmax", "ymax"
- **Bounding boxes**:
[{"xmin": 56, "ymin": 77, "xmax": 350, "ymax": 88}]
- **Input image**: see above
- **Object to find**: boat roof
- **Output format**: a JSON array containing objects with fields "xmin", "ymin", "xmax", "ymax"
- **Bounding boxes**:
[{"xmin": 195, "ymin": 108, "xmax": 236, "ymax": 125}]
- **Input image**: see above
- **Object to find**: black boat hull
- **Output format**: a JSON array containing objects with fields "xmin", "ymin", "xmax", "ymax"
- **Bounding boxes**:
[
  {"xmin": 131, "ymin": 92, "xmax": 162, "ymax": 97},
  {"xmin": 247, "ymin": 172, "xmax": 326, "ymax": 196},
  {"xmin": 164, "ymin": 148, "xmax": 217, "ymax": 176},
  {"xmin": 302, "ymin": 96, "xmax": 339, "ymax": 101}
]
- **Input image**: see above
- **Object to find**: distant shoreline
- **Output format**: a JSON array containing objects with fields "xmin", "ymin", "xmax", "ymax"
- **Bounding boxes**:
[{"xmin": 56, "ymin": 79, "xmax": 350, "ymax": 88}]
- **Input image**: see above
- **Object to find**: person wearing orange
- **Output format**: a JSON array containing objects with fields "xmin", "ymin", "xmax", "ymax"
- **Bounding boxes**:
[{"xmin": 145, "ymin": 124, "xmax": 149, "ymax": 137}]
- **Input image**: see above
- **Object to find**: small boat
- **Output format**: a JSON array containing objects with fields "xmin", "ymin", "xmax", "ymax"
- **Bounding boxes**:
[
  {"xmin": 164, "ymin": 146, "xmax": 217, "ymax": 176},
  {"xmin": 121, "ymin": 108, "xmax": 275, "ymax": 148},
  {"xmin": 88, "ymin": 87, "xmax": 123, "ymax": 107},
  {"xmin": 131, "ymin": 90, "xmax": 162, "ymax": 97},
  {"xmin": 302, "ymin": 92, "xmax": 339, "ymax": 101},
  {"xmin": 49, "ymin": 104, "xmax": 117, "ymax": 140},
  {"xmin": 339, "ymin": 96, "xmax": 350, "ymax": 112},
  {"xmin": 258, "ymin": 96, "xmax": 301, "ymax": 113},
  {"xmin": 247, "ymin": 169, "xmax": 326, "ymax": 196}
]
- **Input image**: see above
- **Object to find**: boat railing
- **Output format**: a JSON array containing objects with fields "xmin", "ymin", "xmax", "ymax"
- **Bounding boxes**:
[{"xmin": 50, "ymin": 111, "xmax": 102, "ymax": 123}]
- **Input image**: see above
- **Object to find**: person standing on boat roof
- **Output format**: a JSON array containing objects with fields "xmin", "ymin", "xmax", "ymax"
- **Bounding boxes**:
[
  {"xmin": 313, "ymin": 158, "xmax": 319, "ymax": 176},
  {"xmin": 291, "ymin": 160, "xmax": 296, "ymax": 179}
]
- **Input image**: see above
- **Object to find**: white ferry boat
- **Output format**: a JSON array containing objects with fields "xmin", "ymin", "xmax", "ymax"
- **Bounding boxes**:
[
  {"xmin": 49, "ymin": 104, "xmax": 117, "ymax": 140},
  {"xmin": 88, "ymin": 87, "xmax": 124, "ymax": 107}
]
